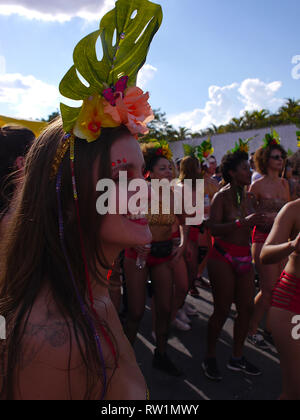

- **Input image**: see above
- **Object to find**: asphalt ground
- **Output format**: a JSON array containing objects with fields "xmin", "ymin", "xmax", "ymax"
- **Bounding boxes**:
[{"xmin": 131, "ymin": 280, "xmax": 282, "ymax": 401}]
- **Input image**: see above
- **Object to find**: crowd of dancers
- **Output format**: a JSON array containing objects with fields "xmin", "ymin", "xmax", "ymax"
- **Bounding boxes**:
[{"xmin": 0, "ymin": 122, "xmax": 300, "ymax": 400}]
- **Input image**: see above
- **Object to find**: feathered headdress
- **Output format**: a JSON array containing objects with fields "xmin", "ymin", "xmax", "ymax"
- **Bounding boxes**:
[
  {"xmin": 197, "ymin": 138, "xmax": 214, "ymax": 167},
  {"xmin": 142, "ymin": 139, "xmax": 173, "ymax": 161},
  {"xmin": 231, "ymin": 136, "xmax": 256, "ymax": 154},
  {"xmin": 262, "ymin": 129, "xmax": 281, "ymax": 149}
]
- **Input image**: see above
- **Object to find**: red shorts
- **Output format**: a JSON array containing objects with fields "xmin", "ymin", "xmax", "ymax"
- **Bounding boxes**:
[
  {"xmin": 208, "ymin": 238, "xmax": 252, "ymax": 274},
  {"xmin": 252, "ymin": 226, "xmax": 269, "ymax": 244},
  {"xmin": 271, "ymin": 271, "xmax": 300, "ymax": 315},
  {"xmin": 125, "ymin": 242, "xmax": 173, "ymax": 267}
]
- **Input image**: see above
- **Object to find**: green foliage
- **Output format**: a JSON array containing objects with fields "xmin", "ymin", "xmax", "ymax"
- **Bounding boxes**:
[
  {"xmin": 45, "ymin": 97, "xmax": 300, "ymax": 143},
  {"xmin": 59, "ymin": 0, "xmax": 162, "ymax": 132}
]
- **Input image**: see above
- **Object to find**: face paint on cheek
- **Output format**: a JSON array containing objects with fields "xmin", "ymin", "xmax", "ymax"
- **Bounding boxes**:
[{"xmin": 111, "ymin": 158, "xmax": 128, "ymax": 168}]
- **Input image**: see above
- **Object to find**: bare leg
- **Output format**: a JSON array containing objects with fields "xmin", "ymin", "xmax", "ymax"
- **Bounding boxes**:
[
  {"xmin": 151, "ymin": 262, "xmax": 174, "ymax": 355},
  {"xmin": 184, "ymin": 239, "xmax": 198, "ymax": 290},
  {"xmin": 233, "ymin": 268, "xmax": 255, "ymax": 358},
  {"xmin": 206, "ymin": 258, "xmax": 235, "ymax": 358},
  {"xmin": 268, "ymin": 307, "xmax": 300, "ymax": 400},
  {"xmin": 170, "ymin": 256, "xmax": 189, "ymax": 320},
  {"xmin": 123, "ymin": 257, "xmax": 148, "ymax": 345},
  {"xmin": 197, "ymin": 230, "xmax": 212, "ymax": 278}
]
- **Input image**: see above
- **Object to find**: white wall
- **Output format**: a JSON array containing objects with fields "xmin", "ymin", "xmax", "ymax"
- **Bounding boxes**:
[{"xmin": 170, "ymin": 124, "xmax": 298, "ymax": 166}]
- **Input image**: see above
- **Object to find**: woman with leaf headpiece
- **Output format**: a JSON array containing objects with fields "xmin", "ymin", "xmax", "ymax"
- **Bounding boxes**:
[
  {"xmin": 202, "ymin": 141, "xmax": 266, "ymax": 381},
  {"xmin": 124, "ymin": 140, "xmax": 189, "ymax": 377},
  {"xmin": 0, "ymin": 0, "xmax": 162, "ymax": 400},
  {"xmin": 248, "ymin": 130, "xmax": 290, "ymax": 350}
]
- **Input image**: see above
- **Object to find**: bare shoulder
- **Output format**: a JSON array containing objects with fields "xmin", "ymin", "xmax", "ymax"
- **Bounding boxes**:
[
  {"xmin": 276, "ymin": 199, "xmax": 300, "ymax": 220},
  {"xmin": 284, "ymin": 198, "xmax": 300, "ymax": 214},
  {"xmin": 249, "ymin": 176, "xmax": 265, "ymax": 193},
  {"xmin": 214, "ymin": 184, "xmax": 230, "ymax": 199}
]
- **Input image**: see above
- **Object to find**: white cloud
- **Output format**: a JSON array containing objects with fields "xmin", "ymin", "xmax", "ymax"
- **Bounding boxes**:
[
  {"xmin": 0, "ymin": 0, "xmax": 115, "ymax": 22},
  {"xmin": 137, "ymin": 64, "xmax": 157, "ymax": 90},
  {"xmin": 169, "ymin": 78, "xmax": 285, "ymax": 132},
  {"xmin": 0, "ymin": 72, "xmax": 60, "ymax": 119},
  {"xmin": 238, "ymin": 78, "xmax": 283, "ymax": 111}
]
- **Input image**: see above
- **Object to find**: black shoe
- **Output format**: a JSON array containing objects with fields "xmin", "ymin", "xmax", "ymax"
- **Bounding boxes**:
[
  {"xmin": 153, "ymin": 349, "xmax": 183, "ymax": 377},
  {"xmin": 247, "ymin": 334, "xmax": 270, "ymax": 350},
  {"xmin": 227, "ymin": 357, "xmax": 262, "ymax": 376},
  {"xmin": 201, "ymin": 358, "xmax": 223, "ymax": 381}
]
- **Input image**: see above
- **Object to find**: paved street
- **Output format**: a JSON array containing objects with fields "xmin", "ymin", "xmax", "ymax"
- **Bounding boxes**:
[{"xmin": 133, "ymin": 281, "xmax": 281, "ymax": 401}]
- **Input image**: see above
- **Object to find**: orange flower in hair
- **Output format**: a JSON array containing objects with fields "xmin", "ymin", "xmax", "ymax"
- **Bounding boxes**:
[{"xmin": 104, "ymin": 87, "xmax": 154, "ymax": 137}]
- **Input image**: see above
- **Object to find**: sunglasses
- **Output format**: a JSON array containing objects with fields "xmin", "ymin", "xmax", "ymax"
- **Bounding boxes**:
[{"xmin": 270, "ymin": 155, "xmax": 284, "ymax": 161}]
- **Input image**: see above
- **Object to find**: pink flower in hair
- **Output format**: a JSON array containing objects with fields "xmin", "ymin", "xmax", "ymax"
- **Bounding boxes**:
[{"xmin": 104, "ymin": 86, "xmax": 154, "ymax": 137}]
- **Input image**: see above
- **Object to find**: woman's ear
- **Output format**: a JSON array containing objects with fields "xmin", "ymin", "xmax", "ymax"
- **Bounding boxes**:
[{"xmin": 14, "ymin": 156, "xmax": 25, "ymax": 170}]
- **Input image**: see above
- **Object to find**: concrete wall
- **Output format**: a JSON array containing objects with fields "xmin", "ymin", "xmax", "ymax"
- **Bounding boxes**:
[{"xmin": 169, "ymin": 124, "xmax": 299, "ymax": 166}]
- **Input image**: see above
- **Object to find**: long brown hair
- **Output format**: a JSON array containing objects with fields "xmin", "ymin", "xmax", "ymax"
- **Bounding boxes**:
[
  {"xmin": 254, "ymin": 144, "xmax": 287, "ymax": 175},
  {"xmin": 0, "ymin": 118, "xmax": 131, "ymax": 399},
  {"xmin": 179, "ymin": 156, "xmax": 202, "ymax": 188}
]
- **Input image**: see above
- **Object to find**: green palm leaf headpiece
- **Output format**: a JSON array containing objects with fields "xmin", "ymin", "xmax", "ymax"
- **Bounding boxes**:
[{"xmin": 59, "ymin": 0, "xmax": 163, "ymax": 143}]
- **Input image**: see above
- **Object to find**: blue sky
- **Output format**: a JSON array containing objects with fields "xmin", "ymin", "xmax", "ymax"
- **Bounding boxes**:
[{"xmin": 0, "ymin": 0, "xmax": 299, "ymax": 131}]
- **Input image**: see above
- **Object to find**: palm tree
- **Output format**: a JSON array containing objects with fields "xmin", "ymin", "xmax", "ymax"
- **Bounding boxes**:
[
  {"xmin": 174, "ymin": 126, "xmax": 192, "ymax": 141},
  {"xmin": 278, "ymin": 98, "xmax": 300, "ymax": 123}
]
